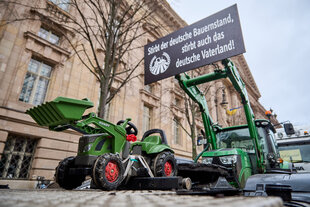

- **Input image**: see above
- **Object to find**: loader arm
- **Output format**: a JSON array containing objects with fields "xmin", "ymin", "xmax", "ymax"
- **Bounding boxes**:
[
  {"xmin": 175, "ymin": 58, "xmax": 264, "ymax": 172},
  {"xmin": 26, "ymin": 97, "xmax": 128, "ymax": 153},
  {"xmin": 175, "ymin": 73, "xmax": 218, "ymax": 150}
]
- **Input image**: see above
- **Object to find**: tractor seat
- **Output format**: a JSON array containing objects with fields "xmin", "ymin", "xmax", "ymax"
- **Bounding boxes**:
[
  {"xmin": 141, "ymin": 129, "xmax": 168, "ymax": 145},
  {"xmin": 130, "ymin": 129, "xmax": 168, "ymax": 156},
  {"xmin": 142, "ymin": 135, "xmax": 161, "ymax": 145},
  {"xmin": 131, "ymin": 135, "xmax": 162, "ymax": 155}
]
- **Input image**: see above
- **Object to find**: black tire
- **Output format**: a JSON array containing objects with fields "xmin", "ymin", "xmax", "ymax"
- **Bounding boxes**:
[
  {"xmin": 55, "ymin": 156, "xmax": 85, "ymax": 190},
  {"xmin": 152, "ymin": 151, "xmax": 177, "ymax": 177},
  {"xmin": 92, "ymin": 153, "xmax": 124, "ymax": 190}
]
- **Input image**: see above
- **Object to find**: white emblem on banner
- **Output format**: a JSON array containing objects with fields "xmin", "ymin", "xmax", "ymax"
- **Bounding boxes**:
[{"xmin": 149, "ymin": 52, "xmax": 171, "ymax": 75}]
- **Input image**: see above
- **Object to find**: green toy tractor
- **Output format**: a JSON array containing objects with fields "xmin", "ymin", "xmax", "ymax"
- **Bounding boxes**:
[{"xmin": 26, "ymin": 97, "xmax": 177, "ymax": 190}]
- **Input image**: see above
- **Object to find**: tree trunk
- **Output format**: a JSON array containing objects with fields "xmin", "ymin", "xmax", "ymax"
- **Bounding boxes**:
[
  {"xmin": 98, "ymin": 78, "xmax": 110, "ymax": 118},
  {"xmin": 190, "ymin": 105, "xmax": 197, "ymax": 160},
  {"xmin": 190, "ymin": 125, "xmax": 197, "ymax": 160}
]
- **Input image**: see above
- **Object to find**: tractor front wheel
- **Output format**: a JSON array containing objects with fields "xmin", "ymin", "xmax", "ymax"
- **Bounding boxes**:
[
  {"xmin": 92, "ymin": 153, "xmax": 124, "ymax": 190},
  {"xmin": 152, "ymin": 151, "xmax": 177, "ymax": 177},
  {"xmin": 55, "ymin": 156, "xmax": 85, "ymax": 190}
]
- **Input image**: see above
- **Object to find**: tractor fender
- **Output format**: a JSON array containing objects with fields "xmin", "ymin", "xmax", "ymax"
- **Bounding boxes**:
[
  {"xmin": 238, "ymin": 166, "xmax": 252, "ymax": 188},
  {"xmin": 146, "ymin": 144, "xmax": 174, "ymax": 155}
]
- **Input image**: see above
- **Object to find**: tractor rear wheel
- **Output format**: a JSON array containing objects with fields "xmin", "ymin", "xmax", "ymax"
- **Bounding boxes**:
[
  {"xmin": 152, "ymin": 151, "xmax": 177, "ymax": 177},
  {"xmin": 55, "ymin": 156, "xmax": 85, "ymax": 190},
  {"xmin": 92, "ymin": 153, "xmax": 124, "ymax": 190}
]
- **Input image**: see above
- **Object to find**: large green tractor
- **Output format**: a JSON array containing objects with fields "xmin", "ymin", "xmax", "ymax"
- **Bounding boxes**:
[
  {"xmin": 26, "ymin": 97, "xmax": 177, "ymax": 190},
  {"xmin": 198, "ymin": 120, "xmax": 291, "ymax": 188},
  {"xmin": 176, "ymin": 59, "xmax": 310, "ymax": 202}
]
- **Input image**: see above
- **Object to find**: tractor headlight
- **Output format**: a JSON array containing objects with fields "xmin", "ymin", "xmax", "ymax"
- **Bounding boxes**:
[
  {"xmin": 202, "ymin": 157, "xmax": 213, "ymax": 164},
  {"xmin": 83, "ymin": 143, "xmax": 92, "ymax": 152},
  {"xmin": 219, "ymin": 155, "xmax": 237, "ymax": 165}
]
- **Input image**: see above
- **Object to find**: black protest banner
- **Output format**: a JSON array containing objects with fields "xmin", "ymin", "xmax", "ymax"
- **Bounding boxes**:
[{"xmin": 144, "ymin": 4, "xmax": 245, "ymax": 85}]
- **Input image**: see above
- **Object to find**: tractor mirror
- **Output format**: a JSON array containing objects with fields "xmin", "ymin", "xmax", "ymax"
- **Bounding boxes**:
[
  {"xmin": 197, "ymin": 135, "xmax": 203, "ymax": 146},
  {"xmin": 284, "ymin": 123, "xmax": 295, "ymax": 135},
  {"xmin": 197, "ymin": 135, "xmax": 207, "ymax": 146}
]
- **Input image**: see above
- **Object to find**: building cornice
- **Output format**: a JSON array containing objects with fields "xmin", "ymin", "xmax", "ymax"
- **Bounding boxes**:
[
  {"xmin": 236, "ymin": 55, "xmax": 261, "ymax": 99},
  {"xmin": 24, "ymin": 31, "xmax": 70, "ymax": 57},
  {"xmin": 159, "ymin": 1, "xmax": 187, "ymax": 28}
]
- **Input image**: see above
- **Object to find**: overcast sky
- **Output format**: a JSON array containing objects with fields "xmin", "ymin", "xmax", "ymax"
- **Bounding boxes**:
[{"xmin": 166, "ymin": 0, "xmax": 310, "ymax": 127}]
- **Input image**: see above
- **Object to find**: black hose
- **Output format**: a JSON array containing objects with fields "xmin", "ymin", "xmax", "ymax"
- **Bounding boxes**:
[{"xmin": 194, "ymin": 144, "xmax": 210, "ymax": 163}]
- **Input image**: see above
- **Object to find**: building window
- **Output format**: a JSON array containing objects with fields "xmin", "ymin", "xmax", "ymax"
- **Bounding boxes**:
[
  {"xmin": 142, "ymin": 105, "xmax": 152, "ymax": 134},
  {"xmin": 19, "ymin": 58, "xmax": 52, "ymax": 105},
  {"xmin": 144, "ymin": 84, "xmax": 153, "ymax": 93},
  {"xmin": 38, "ymin": 27, "xmax": 60, "ymax": 45},
  {"xmin": 173, "ymin": 117, "xmax": 181, "ymax": 145},
  {"xmin": 173, "ymin": 97, "xmax": 181, "ymax": 108},
  {"xmin": 106, "ymin": 15, "xmax": 120, "ymax": 43},
  {"xmin": 0, "ymin": 134, "xmax": 37, "ymax": 179},
  {"xmin": 49, "ymin": 0, "xmax": 70, "ymax": 12}
]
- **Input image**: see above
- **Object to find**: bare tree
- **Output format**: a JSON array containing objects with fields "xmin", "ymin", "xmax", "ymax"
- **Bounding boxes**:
[
  {"xmin": 0, "ymin": 0, "xmax": 162, "ymax": 118},
  {"xmin": 66, "ymin": 0, "xmax": 162, "ymax": 118},
  {"xmin": 167, "ymin": 69, "xmax": 212, "ymax": 160},
  {"xmin": 183, "ymin": 92, "xmax": 199, "ymax": 160}
]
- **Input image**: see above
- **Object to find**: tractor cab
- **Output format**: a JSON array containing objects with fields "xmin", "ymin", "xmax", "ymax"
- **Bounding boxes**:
[{"xmin": 200, "ymin": 119, "xmax": 290, "ymax": 187}]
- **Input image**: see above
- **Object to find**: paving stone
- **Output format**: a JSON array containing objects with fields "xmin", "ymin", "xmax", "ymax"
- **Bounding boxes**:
[{"xmin": 0, "ymin": 189, "xmax": 283, "ymax": 207}]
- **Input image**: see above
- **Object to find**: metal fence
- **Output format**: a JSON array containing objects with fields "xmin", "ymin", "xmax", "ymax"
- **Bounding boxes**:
[{"xmin": 0, "ymin": 134, "xmax": 37, "ymax": 179}]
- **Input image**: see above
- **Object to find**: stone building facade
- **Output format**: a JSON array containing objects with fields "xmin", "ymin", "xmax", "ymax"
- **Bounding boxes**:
[{"xmin": 0, "ymin": 0, "xmax": 272, "ymax": 187}]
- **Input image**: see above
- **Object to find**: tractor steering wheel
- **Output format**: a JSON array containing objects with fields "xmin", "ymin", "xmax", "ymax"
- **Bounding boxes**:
[{"xmin": 116, "ymin": 120, "xmax": 138, "ymax": 136}]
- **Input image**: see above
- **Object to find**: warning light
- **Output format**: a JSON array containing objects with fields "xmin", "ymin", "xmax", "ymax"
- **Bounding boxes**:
[
  {"xmin": 277, "ymin": 158, "xmax": 284, "ymax": 164},
  {"xmin": 265, "ymin": 110, "xmax": 272, "ymax": 119},
  {"xmin": 265, "ymin": 111, "xmax": 272, "ymax": 116}
]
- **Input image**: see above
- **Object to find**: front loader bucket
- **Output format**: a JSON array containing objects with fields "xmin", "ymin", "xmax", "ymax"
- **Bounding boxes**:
[{"xmin": 26, "ymin": 97, "xmax": 94, "ymax": 127}]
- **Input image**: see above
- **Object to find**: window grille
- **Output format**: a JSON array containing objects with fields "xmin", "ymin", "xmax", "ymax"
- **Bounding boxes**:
[
  {"xmin": 19, "ymin": 58, "xmax": 52, "ymax": 105},
  {"xmin": 49, "ymin": 0, "xmax": 70, "ymax": 12},
  {"xmin": 0, "ymin": 134, "xmax": 37, "ymax": 179},
  {"xmin": 38, "ymin": 27, "xmax": 60, "ymax": 45}
]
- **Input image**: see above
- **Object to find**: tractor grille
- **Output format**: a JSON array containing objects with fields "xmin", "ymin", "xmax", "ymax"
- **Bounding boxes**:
[
  {"xmin": 78, "ymin": 136, "xmax": 97, "ymax": 153},
  {"xmin": 210, "ymin": 155, "xmax": 242, "ymax": 182}
]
